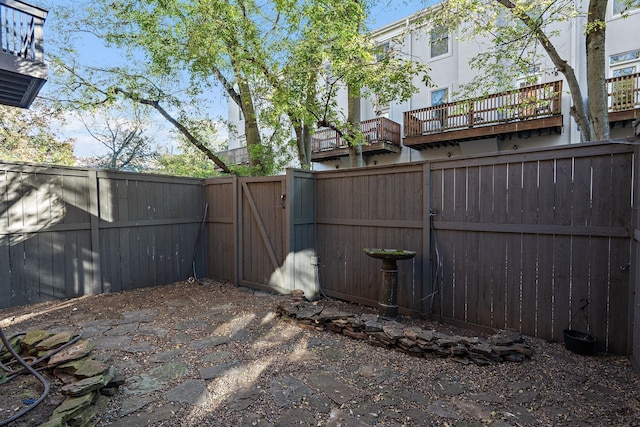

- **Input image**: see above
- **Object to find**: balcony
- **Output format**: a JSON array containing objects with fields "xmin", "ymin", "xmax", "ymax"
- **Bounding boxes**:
[
  {"xmin": 0, "ymin": 0, "xmax": 48, "ymax": 108},
  {"xmin": 219, "ymin": 146, "xmax": 249, "ymax": 166},
  {"xmin": 608, "ymin": 72, "xmax": 640, "ymax": 125},
  {"xmin": 311, "ymin": 117, "xmax": 402, "ymax": 162},
  {"xmin": 403, "ymin": 81, "xmax": 563, "ymax": 149}
]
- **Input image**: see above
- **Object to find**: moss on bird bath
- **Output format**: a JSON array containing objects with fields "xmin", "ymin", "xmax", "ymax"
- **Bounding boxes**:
[{"xmin": 363, "ymin": 248, "xmax": 416, "ymax": 260}]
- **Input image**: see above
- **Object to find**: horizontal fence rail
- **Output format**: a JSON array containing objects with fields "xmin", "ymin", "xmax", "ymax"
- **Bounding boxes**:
[{"xmin": 404, "ymin": 81, "xmax": 563, "ymax": 138}]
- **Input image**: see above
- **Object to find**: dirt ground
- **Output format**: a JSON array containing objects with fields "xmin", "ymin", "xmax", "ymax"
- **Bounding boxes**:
[{"xmin": 1, "ymin": 280, "xmax": 639, "ymax": 426}]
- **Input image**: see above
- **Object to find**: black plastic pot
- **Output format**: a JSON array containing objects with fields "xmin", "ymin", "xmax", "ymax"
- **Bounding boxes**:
[{"xmin": 563, "ymin": 329, "xmax": 596, "ymax": 355}]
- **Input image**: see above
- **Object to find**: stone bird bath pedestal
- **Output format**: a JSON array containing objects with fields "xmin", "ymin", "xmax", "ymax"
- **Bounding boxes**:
[{"xmin": 363, "ymin": 248, "xmax": 416, "ymax": 319}]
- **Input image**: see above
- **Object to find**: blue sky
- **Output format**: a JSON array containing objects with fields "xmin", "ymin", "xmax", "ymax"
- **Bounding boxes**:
[{"xmin": 37, "ymin": 0, "xmax": 429, "ymax": 157}]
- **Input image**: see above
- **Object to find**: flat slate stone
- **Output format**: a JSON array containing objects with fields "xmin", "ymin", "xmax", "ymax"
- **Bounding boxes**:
[
  {"xmin": 502, "ymin": 406, "xmax": 537, "ymax": 425},
  {"xmin": 91, "ymin": 335, "xmax": 132, "ymax": 351},
  {"xmin": 326, "ymin": 408, "xmax": 370, "ymax": 427},
  {"xmin": 138, "ymin": 327, "xmax": 169, "ymax": 338},
  {"xmin": 405, "ymin": 408, "xmax": 434, "ymax": 424},
  {"xmin": 199, "ymin": 360, "xmax": 242, "ymax": 380},
  {"xmin": 104, "ymin": 322, "xmax": 139, "ymax": 336},
  {"xmin": 149, "ymin": 349, "xmax": 183, "ymax": 363},
  {"xmin": 119, "ymin": 395, "xmax": 157, "ymax": 417},
  {"xmin": 453, "ymin": 399, "xmax": 494, "ymax": 420},
  {"xmin": 61, "ymin": 366, "xmax": 115, "ymax": 396},
  {"xmin": 52, "ymin": 392, "xmax": 97, "ymax": 421},
  {"xmin": 164, "ymin": 379, "xmax": 208, "ymax": 406},
  {"xmin": 270, "ymin": 376, "xmax": 313, "ymax": 408},
  {"xmin": 48, "ymin": 341, "xmax": 92, "ymax": 367},
  {"xmin": 80, "ymin": 325, "xmax": 112, "ymax": 338},
  {"xmin": 275, "ymin": 407, "xmax": 316, "ymax": 427},
  {"xmin": 36, "ymin": 332, "xmax": 75, "ymax": 351},
  {"xmin": 75, "ymin": 319, "xmax": 115, "ymax": 329},
  {"xmin": 124, "ymin": 341, "xmax": 155, "ymax": 354},
  {"xmin": 296, "ymin": 305, "xmax": 324, "ymax": 320},
  {"xmin": 57, "ymin": 357, "xmax": 110, "ymax": 378},
  {"xmin": 307, "ymin": 372, "xmax": 360, "ymax": 405},
  {"xmin": 122, "ymin": 309, "xmax": 159, "ymax": 323},
  {"xmin": 228, "ymin": 387, "xmax": 261, "ymax": 412},
  {"xmin": 22, "ymin": 330, "xmax": 54, "ymax": 349},
  {"xmin": 467, "ymin": 392, "xmax": 504, "ymax": 403},
  {"xmin": 399, "ymin": 390, "xmax": 431, "ymax": 407},
  {"xmin": 190, "ymin": 335, "xmax": 231, "ymax": 350},
  {"xmin": 433, "ymin": 379, "xmax": 465, "ymax": 396},
  {"xmin": 108, "ymin": 403, "xmax": 182, "ymax": 427},
  {"xmin": 125, "ymin": 362, "xmax": 189, "ymax": 395},
  {"xmin": 427, "ymin": 400, "xmax": 461, "ymax": 420},
  {"xmin": 354, "ymin": 365, "xmax": 398, "ymax": 384}
]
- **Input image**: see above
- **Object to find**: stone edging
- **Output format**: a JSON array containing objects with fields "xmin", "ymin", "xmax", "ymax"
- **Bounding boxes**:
[
  {"xmin": 1, "ymin": 330, "xmax": 124, "ymax": 427},
  {"xmin": 276, "ymin": 300, "xmax": 533, "ymax": 365}
]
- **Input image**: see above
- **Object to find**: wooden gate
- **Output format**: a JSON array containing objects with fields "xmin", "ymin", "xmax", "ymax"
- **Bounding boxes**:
[{"xmin": 238, "ymin": 176, "xmax": 287, "ymax": 290}]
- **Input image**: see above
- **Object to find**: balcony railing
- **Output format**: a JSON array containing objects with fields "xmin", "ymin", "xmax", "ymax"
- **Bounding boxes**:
[
  {"xmin": 404, "ymin": 81, "xmax": 563, "ymax": 139},
  {"xmin": 607, "ymin": 72, "xmax": 640, "ymax": 116},
  {"xmin": 1, "ymin": 0, "xmax": 46, "ymax": 62},
  {"xmin": 311, "ymin": 117, "xmax": 402, "ymax": 153},
  {"xmin": 0, "ymin": 0, "xmax": 47, "ymax": 108}
]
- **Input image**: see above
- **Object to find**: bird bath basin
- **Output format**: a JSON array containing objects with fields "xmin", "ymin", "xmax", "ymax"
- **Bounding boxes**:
[
  {"xmin": 364, "ymin": 248, "xmax": 416, "ymax": 318},
  {"xmin": 363, "ymin": 248, "xmax": 417, "ymax": 261}
]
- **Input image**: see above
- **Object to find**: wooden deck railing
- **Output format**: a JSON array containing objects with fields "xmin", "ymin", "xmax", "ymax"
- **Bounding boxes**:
[
  {"xmin": 404, "ymin": 81, "xmax": 563, "ymax": 138},
  {"xmin": 311, "ymin": 117, "xmax": 401, "ymax": 153},
  {"xmin": 607, "ymin": 72, "xmax": 640, "ymax": 112},
  {"xmin": 0, "ymin": 0, "xmax": 47, "ymax": 62}
]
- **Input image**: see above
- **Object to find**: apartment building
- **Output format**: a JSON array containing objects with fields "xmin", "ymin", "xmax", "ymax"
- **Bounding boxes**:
[{"xmin": 227, "ymin": 1, "xmax": 640, "ymax": 170}]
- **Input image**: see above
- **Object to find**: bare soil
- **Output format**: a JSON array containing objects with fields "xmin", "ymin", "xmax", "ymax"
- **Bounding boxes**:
[{"xmin": 1, "ymin": 280, "xmax": 639, "ymax": 426}]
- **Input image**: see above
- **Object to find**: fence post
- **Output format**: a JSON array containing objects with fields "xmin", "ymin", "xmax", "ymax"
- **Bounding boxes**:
[
  {"xmin": 630, "ymin": 144, "xmax": 640, "ymax": 372},
  {"xmin": 88, "ymin": 170, "xmax": 102, "ymax": 295},
  {"xmin": 423, "ymin": 162, "xmax": 432, "ymax": 315}
]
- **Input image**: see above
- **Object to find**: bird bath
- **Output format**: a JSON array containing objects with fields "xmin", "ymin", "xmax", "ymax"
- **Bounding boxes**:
[{"xmin": 363, "ymin": 248, "xmax": 416, "ymax": 318}]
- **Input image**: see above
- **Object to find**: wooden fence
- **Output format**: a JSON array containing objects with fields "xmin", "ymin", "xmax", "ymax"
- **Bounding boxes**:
[
  {"xmin": 1, "ymin": 141, "xmax": 639, "ymax": 362},
  {"xmin": 204, "ymin": 142, "xmax": 636, "ymax": 357},
  {"xmin": 0, "ymin": 162, "xmax": 205, "ymax": 309}
]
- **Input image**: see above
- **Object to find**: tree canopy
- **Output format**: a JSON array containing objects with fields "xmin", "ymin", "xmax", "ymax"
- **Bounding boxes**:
[
  {"xmin": 0, "ymin": 105, "xmax": 75, "ymax": 166},
  {"xmin": 45, "ymin": 0, "xmax": 428, "ymax": 174}
]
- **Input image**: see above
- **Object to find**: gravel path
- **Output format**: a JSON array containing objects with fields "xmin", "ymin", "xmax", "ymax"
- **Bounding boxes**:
[{"xmin": 1, "ymin": 280, "xmax": 639, "ymax": 426}]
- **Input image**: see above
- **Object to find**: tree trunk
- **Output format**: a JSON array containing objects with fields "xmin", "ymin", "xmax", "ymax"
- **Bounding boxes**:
[
  {"xmin": 347, "ymin": 83, "xmax": 364, "ymax": 168},
  {"xmin": 495, "ymin": 0, "xmax": 595, "ymax": 142},
  {"xmin": 293, "ymin": 121, "xmax": 312, "ymax": 169},
  {"xmin": 586, "ymin": 0, "xmax": 610, "ymax": 141},
  {"xmin": 237, "ymin": 78, "xmax": 265, "ymax": 175}
]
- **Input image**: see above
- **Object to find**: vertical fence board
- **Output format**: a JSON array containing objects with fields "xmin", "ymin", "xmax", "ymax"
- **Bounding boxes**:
[
  {"xmin": 553, "ymin": 235, "xmax": 572, "ymax": 340},
  {"xmin": 0, "ymin": 234, "xmax": 10, "ymax": 309},
  {"xmin": 610, "ymin": 237, "xmax": 631, "ymax": 354}
]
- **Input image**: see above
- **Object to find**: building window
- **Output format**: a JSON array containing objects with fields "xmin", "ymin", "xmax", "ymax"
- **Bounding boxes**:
[
  {"xmin": 431, "ymin": 88, "xmax": 449, "ymax": 106},
  {"xmin": 375, "ymin": 42, "xmax": 390, "ymax": 62},
  {"xmin": 238, "ymin": 107, "xmax": 244, "ymax": 122},
  {"xmin": 430, "ymin": 25, "xmax": 449, "ymax": 58},
  {"xmin": 613, "ymin": 0, "xmax": 639, "ymax": 15},
  {"xmin": 610, "ymin": 49, "xmax": 640, "ymax": 67},
  {"xmin": 517, "ymin": 64, "xmax": 542, "ymax": 87},
  {"xmin": 431, "ymin": 88, "xmax": 449, "ymax": 128}
]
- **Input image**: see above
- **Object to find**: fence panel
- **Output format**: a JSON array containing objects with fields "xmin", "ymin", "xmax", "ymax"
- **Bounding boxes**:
[
  {"xmin": 203, "ymin": 176, "xmax": 237, "ymax": 283},
  {"xmin": 430, "ymin": 143, "xmax": 634, "ymax": 353},
  {"xmin": 315, "ymin": 164, "xmax": 429, "ymax": 312},
  {"xmin": 0, "ymin": 163, "xmax": 204, "ymax": 309}
]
